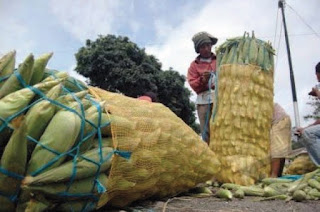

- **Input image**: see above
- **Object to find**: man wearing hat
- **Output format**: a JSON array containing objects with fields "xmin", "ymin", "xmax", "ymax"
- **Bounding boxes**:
[{"xmin": 187, "ymin": 31, "xmax": 218, "ymax": 144}]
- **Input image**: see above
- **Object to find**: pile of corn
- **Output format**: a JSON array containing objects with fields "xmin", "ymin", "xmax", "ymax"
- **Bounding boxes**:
[
  {"xmin": 0, "ymin": 51, "xmax": 221, "ymax": 211},
  {"xmin": 210, "ymin": 32, "xmax": 275, "ymax": 185},
  {"xmin": 213, "ymin": 168, "xmax": 320, "ymax": 201},
  {"xmin": 0, "ymin": 51, "xmax": 114, "ymax": 212}
]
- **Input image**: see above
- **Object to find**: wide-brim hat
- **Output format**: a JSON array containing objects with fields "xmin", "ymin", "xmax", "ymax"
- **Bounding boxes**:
[{"xmin": 192, "ymin": 32, "xmax": 218, "ymax": 53}]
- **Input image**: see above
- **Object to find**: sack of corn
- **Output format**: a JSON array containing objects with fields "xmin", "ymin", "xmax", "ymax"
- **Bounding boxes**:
[
  {"xmin": 88, "ymin": 87, "xmax": 221, "ymax": 208},
  {"xmin": 210, "ymin": 32, "xmax": 275, "ymax": 185},
  {"xmin": 0, "ymin": 51, "xmax": 221, "ymax": 211},
  {"xmin": 285, "ymin": 153, "xmax": 318, "ymax": 175}
]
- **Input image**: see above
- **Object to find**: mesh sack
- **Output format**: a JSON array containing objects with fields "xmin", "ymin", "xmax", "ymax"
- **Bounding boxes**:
[
  {"xmin": 88, "ymin": 87, "xmax": 221, "ymax": 208},
  {"xmin": 210, "ymin": 33, "xmax": 274, "ymax": 185},
  {"xmin": 285, "ymin": 154, "xmax": 317, "ymax": 175}
]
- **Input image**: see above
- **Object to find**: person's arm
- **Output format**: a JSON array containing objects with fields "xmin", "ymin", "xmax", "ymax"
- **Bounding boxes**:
[
  {"xmin": 296, "ymin": 119, "xmax": 320, "ymax": 135},
  {"xmin": 311, "ymin": 87, "xmax": 320, "ymax": 99},
  {"xmin": 187, "ymin": 63, "xmax": 205, "ymax": 93}
]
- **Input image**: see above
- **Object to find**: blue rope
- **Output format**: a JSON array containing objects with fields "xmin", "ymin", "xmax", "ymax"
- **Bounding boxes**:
[
  {"xmin": 0, "ymin": 190, "xmax": 18, "ymax": 202},
  {"xmin": 201, "ymin": 72, "xmax": 216, "ymax": 142},
  {"xmin": 211, "ymin": 63, "xmax": 220, "ymax": 122},
  {"xmin": 0, "ymin": 167, "xmax": 24, "ymax": 180},
  {"xmin": 0, "ymin": 75, "xmax": 10, "ymax": 83}
]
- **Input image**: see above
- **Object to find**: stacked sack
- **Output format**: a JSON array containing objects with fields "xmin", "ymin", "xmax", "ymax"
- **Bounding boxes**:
[
  {"xmin": 210, "ymin": 32, "xmax": 275, "ymax": 185},
  {"xmin": 0, "ymin": 51, "xmax": 221, "ymax": 211}
]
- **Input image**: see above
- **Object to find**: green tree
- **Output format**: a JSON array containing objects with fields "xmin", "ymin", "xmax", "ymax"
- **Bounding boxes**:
[
  {"xmin": 304, "ymin": 97, "xmax": 320, "ymax": 121},
  {"xmin": 75, "ymin": 35, "xmax": 199, "ymax": 132}
]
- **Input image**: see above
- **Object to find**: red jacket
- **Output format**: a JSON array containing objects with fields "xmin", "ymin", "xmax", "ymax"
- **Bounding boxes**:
[{"xmin": 187, "ymin": 54, "xmax": 216, "ymax": 94}]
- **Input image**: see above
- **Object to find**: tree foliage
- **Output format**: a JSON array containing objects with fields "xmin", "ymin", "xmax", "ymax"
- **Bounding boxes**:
[
  {"xmin": 75, "ymin": 35, "xmax": 199, "ymax": 132},
  {"xmin": 304, "ymin": 97, "xmax": 320, "ymax": 121}
]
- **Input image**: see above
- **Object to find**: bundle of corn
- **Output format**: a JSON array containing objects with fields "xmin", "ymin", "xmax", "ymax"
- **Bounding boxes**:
[
  {"xmin": 88, "ymin": 87, "xmax": 221, "ymax": 208},
  {"xmin": 285, "ymin": 154, "xmax": 318, "ymax": 175},
  {"xmin": 215, "ymin": 168, "xmax": 320, "ymax": 201},
  {"xmin": 0, "ymin": 51, "xmax": 117, "ymax": 211},
  {"xmin": 210, "ymin": 32, "xmax": 275, "ymax": 185},
  {"xmin": 0, "ymin": 50, "xmax": 221, "ymax": 211}
]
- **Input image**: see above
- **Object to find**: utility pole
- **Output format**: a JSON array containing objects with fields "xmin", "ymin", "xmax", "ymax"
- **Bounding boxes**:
[{"xmin": 278, "ymin": 0, "xmax": 300, "ymax": 127}]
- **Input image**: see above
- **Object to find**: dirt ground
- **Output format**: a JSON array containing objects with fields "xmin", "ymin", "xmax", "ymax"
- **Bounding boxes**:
[{"xmin": 104, "ymin": 195, "xmax": 320, "ymax": 212}]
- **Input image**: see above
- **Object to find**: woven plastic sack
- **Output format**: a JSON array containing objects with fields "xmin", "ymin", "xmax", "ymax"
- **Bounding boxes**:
[{"xmin": 88, "ymin": 87, "xmax": 221, "ymax": 208}]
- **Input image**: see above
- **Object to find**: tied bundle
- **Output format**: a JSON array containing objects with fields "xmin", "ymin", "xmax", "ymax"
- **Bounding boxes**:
[{"xmin": 0, "ymin": 51, "xmax": 121, "ymax": 212}]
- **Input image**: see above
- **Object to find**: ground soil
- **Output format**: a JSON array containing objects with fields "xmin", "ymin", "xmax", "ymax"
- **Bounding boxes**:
[{"xmin": 103, "ymin": 194, "xmax": 320, "ymax": 212}]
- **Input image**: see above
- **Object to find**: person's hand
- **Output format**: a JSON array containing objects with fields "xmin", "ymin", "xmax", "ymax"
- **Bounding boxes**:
[
  {"xmin": 200, "ymin": 71, "xmax": 211, "ymax": 84},
  {"xmin": 312, "ymin": 87, "xmax": 320, "ymax": 98},
  {"xmin": 308, "ymin": 90, "xmax": 316, "ymax": 96},
  {"xmin": 295, "ymin": 127, "xmax": 304, "ymax": 137}
]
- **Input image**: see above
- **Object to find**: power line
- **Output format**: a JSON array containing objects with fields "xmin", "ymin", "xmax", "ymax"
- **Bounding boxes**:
[
  {"xmin": 275, "ymin": 15, "xmax": 283, "ymax": 72},
  {"xmin": 273, "ymin": 8, "xmax": 280, "ymax": 45},
  {"xmin": 286, "ymin": 3, "xmax": 320, "ymax": 40}
]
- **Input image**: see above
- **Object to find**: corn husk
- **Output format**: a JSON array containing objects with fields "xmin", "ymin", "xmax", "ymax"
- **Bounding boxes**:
[
  {"xmin": 25, "ymin": 84, "xmax": 62, "ymax": 157},
  {"xmin": 0, "ymin": 54, "xmax": 34, "ymax": 98},
  {"xmin": 0, "ymin": 80, "xmax": 61, "ymax": 149},
  {"xmin": 0, "ymin": 79, "xmax": 61, "ymax": 122},
  {"xmin": 0, "ymin": 50, "xmax": 16, "ymax": 88},
  {"xmin": 55, "ymin": 200, "xmax": 97, "ymax": 212},
  {"xmin": 24, "ymin": 199, "xmax": 49, "ymax": 212},
  {"xmin": 29, "ymin": 53, "xmax": 53, "ymax": 85},
  {"xmin": 26, "ymin": 108, "xmax": 82, "ymax": 175},
  {"xmin": 22, "ymin": 173, "xmax": 107, "ymax": 200},
  {"xmin": 0, "ymin": 117, "xmax": 28, "ymax": 211},
  {"xmin": 23, "ymin": 147, "xmax": 113, "ymax": 185}
]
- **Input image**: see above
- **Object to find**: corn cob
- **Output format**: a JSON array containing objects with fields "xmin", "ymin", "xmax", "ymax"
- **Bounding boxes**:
[
  {"xmin": 23, "ymin": 147, "xmax": 113, "ymax": 185},
  {"xmin": 262, "ymin": 178, "xmax": 293, "ymax": 185},
  {"xmin": 263, "ymin": 186, "xmax": 283, "ymax": 197},
  {"xmin": 234, "ymin": 189, "xmax": 244, "ymax": 199},
  {"xmin": 42, "ymin": 70, "xmax": 68, "ymax": 83},
  {"xmin": 292, "ymin": 190, "xmax": 306, "ymax": 202},
  {"xmin": 26, "ymin": 107, "xmax": 82, "ymax": 175},
  {"xmin": 308, "ymin": 179, "xmax": 320, "ymax": 190},
  {"xmin": 29, "ymin": 53, "xmax": 53, "ymax": 85},
  {"xmin": 248, "ymin": 31, "xmax": 258, "ymax": 64},
  {"xmin": 25, "ymin": 84, "xmax": 62, "ymax": 157},
  {"xmin": 216, "ymin": 189, "xmax": 232, "ymax": 200},
  {"xmin": 0, "ymin": 51, "xmax": 16, "ymax": 88},
  {"xmin": 55, "ymin": 90, "xmax": 88, "ymax": 109},
  {"xmin": 92, "ymin": 137, "xmax": 113, "ymax": 149},
  {"xmin": 0, "ymin": 54, "xmax": 34, "ymax": 98},
  {"xmin": 241, "ymin": 33, "xmax": 250, "ymax": 63},
  {"xmin": 0, "ymin": 79, "xmax": 61, "ymax": 123},
  {"xmin": 0, "ymin": 117, "xmax": 28, "ymax": 211},
  {"xmin": 42, "ymin": 69, "xmax": 88, "ymax": 92},
  {"xmin": 308, "ymin": 188, "xmax": 320, "ymax": 198},
  {"xmin": 22, "ymin": 173, "xmax": 107, "ymax": 200},
  {"xmin": 24, "ymin": 199, "xmax": 49, "ymax": 212},
  {"xmin": 79, "ymin": 111, "xmax": 111, "ymax": 152},
  {"xmin": 55, "ymin": 200, "xmax": 97, "ymax": 212}
]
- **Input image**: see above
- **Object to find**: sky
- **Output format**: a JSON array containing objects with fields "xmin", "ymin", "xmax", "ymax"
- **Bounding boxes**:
[{"xmin": 1, "ymin": 0, "xmax": 320, "ymax": 127}]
